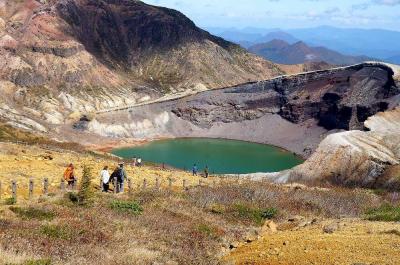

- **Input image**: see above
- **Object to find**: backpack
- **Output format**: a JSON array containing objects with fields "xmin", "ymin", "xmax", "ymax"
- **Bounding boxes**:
[
  {"xmin": 110, "ymin": 169, "xmax": 120, "ymax": 183},
  {"xmin": 117, "ymin": 168, "xmax": 124, "ymax": 182}
]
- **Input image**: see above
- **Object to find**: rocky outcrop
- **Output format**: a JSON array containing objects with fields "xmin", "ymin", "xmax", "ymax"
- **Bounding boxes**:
[
  {"xmin": 289, "ymin": 107, "xmax": 400, "ymax": 189},
  {"xmin": 170, "ymin": 63, "xmax": 398, "ymax": 131}
]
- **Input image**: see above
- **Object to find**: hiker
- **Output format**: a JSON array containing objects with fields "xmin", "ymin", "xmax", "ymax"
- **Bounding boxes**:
[
  {"xmin": 133, "ymin": 157, "xmax": 137, "ymax": 167},
  {"xmin": 192, "ymin": 164, "xmax": 198, "ymax": 176},
  {"xmin": 204, "ymin": 166, "xmax": 209, "ymax": 178},
  {"xmin": 117, "ymin": 162, "xmax": 127, "ymax": 193},
  {"xmin": 100, "ymin": 166, "xmax": 110, "ymax": 192},
  {"xmin": 110, "ymin": 166, "xmax": 120, "ymax": 191},
  {"xmin": 63, "ymin": 163, "xmax": 76, "ymax": 189},
  {"xmin": 137, "ymin": 157, "xmax": 142, "ymax": 167}
]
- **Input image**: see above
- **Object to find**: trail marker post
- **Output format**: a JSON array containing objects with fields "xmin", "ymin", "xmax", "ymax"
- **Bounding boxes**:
[
  {"xmin": 11, "ymin": 180, "xmax": 17, "ymax": 201},
  {"xmin": 183, "ymin": 179, "xmax": 187, "ymax": 190},
  {"xmin": 128, "ymin": 178, "xmax": 132, "ymax": 194},
  {"xmin": 143, "ymin": 179, "xmax": 147, "ymax": 190},
  {"xmin": 29, "ymin": 179, "xmax": 34, "ymax": 199},
  {"xmin": 114, "ymin": 179, "xmax": 118, "ymax": 194},
  {"xmin": 43, "ymin": 178, "xmax": 49, "ymax": 195},
  {"xmin": 60, "ymin": 179, "xmax": 66, "ymax": 192},
  {"xmin": 155, "ymin": 178, "xmax": 160, "ymax": 191},
  {"xmin": 168, "ymin": 178, "xmax": 173, "ymax": 189}
]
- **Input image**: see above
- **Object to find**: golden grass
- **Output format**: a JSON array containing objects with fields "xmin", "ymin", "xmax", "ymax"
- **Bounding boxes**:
[{"xmin": 0, "ymin": 142, "xmax": 221, "ymax": 200}]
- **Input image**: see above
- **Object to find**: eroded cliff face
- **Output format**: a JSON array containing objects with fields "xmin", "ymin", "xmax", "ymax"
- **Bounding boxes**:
[
  {"xmin": 288, "ymin": 107, "xmax": 400, "ymax": 189},
  {"xmin": 171, "ymin": 63, "xmax": 398, "ymax": 131},
  {"xmin": 86, "ymin": 63, "xmax": 399, "ymax": 158},
  {"xmin": 0, "ymin": 0, "xmax": 282, "ymax": 132}
]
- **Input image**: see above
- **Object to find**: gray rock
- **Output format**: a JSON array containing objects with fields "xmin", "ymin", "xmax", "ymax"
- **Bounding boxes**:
[{"xmin": 323, "ymin": 223, "xmax": 339, "ymax": 234}]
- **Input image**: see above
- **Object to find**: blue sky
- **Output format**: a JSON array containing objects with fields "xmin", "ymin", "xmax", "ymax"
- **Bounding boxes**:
[{"xmin": 144, "ymin": 0, "xmax": 400, "ymax": 30}]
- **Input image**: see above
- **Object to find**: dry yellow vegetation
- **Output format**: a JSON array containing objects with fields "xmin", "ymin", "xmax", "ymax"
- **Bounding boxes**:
[{"xmin": 0, "ymin": 142, "xmax": 218, "ymax": 199}]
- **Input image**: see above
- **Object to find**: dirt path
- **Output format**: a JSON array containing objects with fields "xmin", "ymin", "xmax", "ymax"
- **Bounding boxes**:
[{"xmin": 225, "ymin": 219, "xmax": 400, "ymax": 265}]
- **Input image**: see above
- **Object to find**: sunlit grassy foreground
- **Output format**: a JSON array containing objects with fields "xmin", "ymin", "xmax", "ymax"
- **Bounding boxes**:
[{"xmin": 0, "ymin": 142, "xmax": 222, "ymax": 199}]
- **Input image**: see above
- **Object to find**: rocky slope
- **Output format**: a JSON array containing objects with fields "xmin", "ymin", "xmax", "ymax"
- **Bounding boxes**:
[
  {"xmin": 248, "ymin": 40, "xmax": 372, "ymax": 65},
  {"xmin": 288, "ymin": 106, "xmax": 400, "ymax": 189},
  {"xmin": 0, "ymin": 0, "xmax": 282, "ymax": 133}
]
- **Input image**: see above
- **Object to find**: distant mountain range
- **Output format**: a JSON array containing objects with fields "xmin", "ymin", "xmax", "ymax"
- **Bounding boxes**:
[
  {"xmin": 207, "ymin": 26, "xmax": 400, "ymax": 64},
  {"xmin": 248, "ymin": 40, "xmax": 371, "ymax": 65}
]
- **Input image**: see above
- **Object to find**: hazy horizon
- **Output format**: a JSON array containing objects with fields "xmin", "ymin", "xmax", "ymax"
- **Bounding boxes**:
[{"xmin": 144, "ymin": 0, "xmax": 400, "ymax": 31}]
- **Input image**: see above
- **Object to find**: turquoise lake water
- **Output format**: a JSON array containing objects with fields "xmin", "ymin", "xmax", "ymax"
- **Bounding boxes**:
[{"xmin": 112, "ymin": 138, "xmax": 303, "ymax": 174}]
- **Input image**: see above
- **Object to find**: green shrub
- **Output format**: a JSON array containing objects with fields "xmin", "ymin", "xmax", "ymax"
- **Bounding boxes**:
[
  {"xmin": 39, "ymin": 225, "xmax": 71, "ymax": 240},
  {"xmin": 372, "ymin": 189, "xmax": 386, "ymax": 196},
  {"xmin": 260, "ymin": 207, "xmax": 278, "ymax": 220},
  {"xmin": 4, "ymin": 197, "xmax": 16, "ymax": 205},
  {"xmin": 109, "ymin": 200, "xmax": 143, "ymax": 215},
  {"xmin": 9, "ymin": 207, "xmax": 55, "ymax": 221},
  {"xmin": 233, "ymin": 204, "xmax": 278, "ymax": 225},
  {"xmin": 197, "ymin": 224, "xmax": 216, "ymax": 237},
  {"xmin": 77, "ymin": 165, "xmax": 94, "ymax": 205},
  {"xmin": 209, "ymin": 203, "xmax": 226, "ymax": 214},
  {"xmin": 23, "ymin": 259, "xmax": 51, "ymax": 265},
  {"xmin": 66, "ymin": 192, "xmax": 79, "ymax": 203},
  {"xmin": 366, "ymin": 204, "xmax": 400, "ymax": 221},
  {"xmin": 384, "ymin": 229, "xmax": 400, "ymax": 236}
]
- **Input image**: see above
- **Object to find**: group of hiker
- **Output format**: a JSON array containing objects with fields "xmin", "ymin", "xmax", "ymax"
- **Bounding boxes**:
[
  {"xmin": 63, "ymin": 160, "xmax": 210, "ymax": 193},
  {"xmin": 100, "ymin": 163, "xmax": 127, "ymax": 193},
  {"xmin": 192, "ymin": 164, "xmax": 209, "ymax": 178},
  {"xmin": 63, "ymin": 162, "xmax": 128, "ymax": 193}
]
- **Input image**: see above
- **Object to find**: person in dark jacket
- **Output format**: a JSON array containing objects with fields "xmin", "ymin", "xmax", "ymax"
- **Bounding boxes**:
[
  {"xmin": 204, "ymin": 166, "xmax": 209, "ymax": 178},
  {"xmin": 110, "ymin": 167, "xmax": 120, "ymax": 192},
  {"xmin": 117, "ymin": 162, "xmax": 127, "ymax": 193},
  {"xmin": 192, "ymin": 164, "xmax": 198, "ymax": 176}
]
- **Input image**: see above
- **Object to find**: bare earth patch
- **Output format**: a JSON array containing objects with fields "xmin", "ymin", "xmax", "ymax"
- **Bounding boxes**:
[{"xmin": 226, "ymin": 219, "xmax": 400, "ymax": 265}]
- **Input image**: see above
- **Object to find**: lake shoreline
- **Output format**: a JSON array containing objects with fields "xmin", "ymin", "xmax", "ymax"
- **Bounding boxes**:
[
  {"xmin": 101, "ymin": 136, "xmax": 306, "ymax": 160},
  {"xmin": 111, "ymin": 138, "xmax": 304, "ymax": 175}
]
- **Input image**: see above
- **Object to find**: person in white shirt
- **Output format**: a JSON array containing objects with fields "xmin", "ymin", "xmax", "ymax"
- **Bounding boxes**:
[{"xmin": 100, "ymin": 166, "xmax": 110, "ymax": 192}]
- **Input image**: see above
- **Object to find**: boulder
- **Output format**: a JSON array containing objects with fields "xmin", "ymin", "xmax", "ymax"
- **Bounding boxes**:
[
  {"xmin": 261, "ymin": 220, "xmax": 278, "ymax": 234},
  {"xmin": 323, "ymin": 223, "xmax": 339, "ymax": 234}
]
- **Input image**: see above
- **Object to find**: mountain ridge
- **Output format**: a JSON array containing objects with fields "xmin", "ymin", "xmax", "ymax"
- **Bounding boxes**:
[
  {"xmin": 208, "ymin": 26, "xmax": 400, "ymax": 62},
  {"xmin": 248, "ymin": 39, "xmax": 372, "ymax": 65}
]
